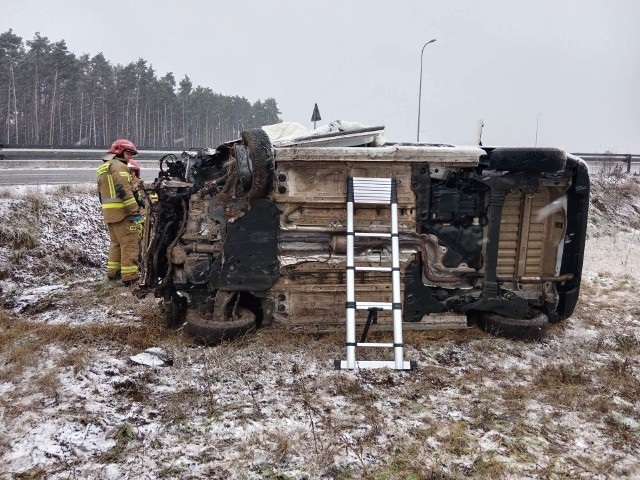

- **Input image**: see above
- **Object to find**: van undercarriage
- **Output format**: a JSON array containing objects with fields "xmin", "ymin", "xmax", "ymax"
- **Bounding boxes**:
[{"xmin": 139, "ymin": 126, "xmax": 589, "ymax": 343}]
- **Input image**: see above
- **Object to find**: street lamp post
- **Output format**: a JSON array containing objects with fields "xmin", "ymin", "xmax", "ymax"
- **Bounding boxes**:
[
  {"xmin": 535, "ymin": 113, "xmax": 542, "ymax": 147},
  {"xmin": 417, "ymin": 38, "xmax": 437, "ymax": 142}
]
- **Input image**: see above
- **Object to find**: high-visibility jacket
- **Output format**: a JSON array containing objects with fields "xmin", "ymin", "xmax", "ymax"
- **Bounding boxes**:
[{"xmin": 97, "ymin": 157, "xmax": 140, "ymax": 223}]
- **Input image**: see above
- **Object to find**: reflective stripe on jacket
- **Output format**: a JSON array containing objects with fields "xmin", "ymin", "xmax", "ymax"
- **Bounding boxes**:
[{"xmin": 97, "ymin": 158, "xmax": 140, "ymax": 224}]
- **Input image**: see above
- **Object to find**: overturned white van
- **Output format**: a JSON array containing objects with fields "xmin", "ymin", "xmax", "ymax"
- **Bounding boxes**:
[{"xmin": 139, "ymin": 124, "xmax": 589, "ymax": 344}]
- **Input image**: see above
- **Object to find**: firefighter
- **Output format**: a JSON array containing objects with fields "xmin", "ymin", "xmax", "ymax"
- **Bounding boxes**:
[
  {"xmin": 128, "ymin": 159, "xmax": 144, "ymax": 208},
  {"xmin": 127, "ymin": 158, "xmax": 146, "ymax": 242},
  {"xmin": 128, "ymin": 158, "xmax": 142, "ymax": 186},
  {"xmin": 128, "ymin": 158, "xmax": 158, "ymax": 206},
  {"xmin": 97, "ymin": 139, "xmax": 142, "ymax": 285}
]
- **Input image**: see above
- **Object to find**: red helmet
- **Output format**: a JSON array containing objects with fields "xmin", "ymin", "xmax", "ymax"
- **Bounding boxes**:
[
  {"xmin": 128, "ymin": 159, "xmax": 141, "ymax": 177},
  {"xmin": 108, "ymin": 139, "xmax": 138, "ymax": 155}
]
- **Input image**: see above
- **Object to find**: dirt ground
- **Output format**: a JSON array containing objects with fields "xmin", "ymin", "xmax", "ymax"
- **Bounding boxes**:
[{"xmin": 0, "ymin": 177, "xmax": 639, "ymax": 479}]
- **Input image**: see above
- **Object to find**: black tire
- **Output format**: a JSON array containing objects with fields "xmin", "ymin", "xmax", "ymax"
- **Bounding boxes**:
[
  {"xmin": 488, "ymin": 147, "xmax": 567, "ymax": 173},
  {"xmin": 233, "ymin": 144, "xmax": 253, "ymax": 191},
  {"xmin": 542, "ymin": 301, "xmax": 563, "ymax": 323},
  {"xmin": 184, "ymin": 307, "xmax": 256, "ymax": 345},
  {"xmin": 164, "ymin": 294, "xmax": 188, "ymax": 329},
  {"xmin": 241, "ymin": 128, "xmax": 274, "ymax": 199},
  {"xmin": 479, "ymin": 310, "xmax": 549, "ymax": 341}
]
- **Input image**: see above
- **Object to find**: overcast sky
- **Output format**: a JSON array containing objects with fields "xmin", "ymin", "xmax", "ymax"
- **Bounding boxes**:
[{"xmin": 2, "ymin": 0, "xmax": 639, "ymax": 153}]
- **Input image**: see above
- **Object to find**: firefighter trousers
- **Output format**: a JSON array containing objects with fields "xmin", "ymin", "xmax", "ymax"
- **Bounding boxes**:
[{"xmin": 106, "ymin": 217, "xmax": 140, "ymax": 282}]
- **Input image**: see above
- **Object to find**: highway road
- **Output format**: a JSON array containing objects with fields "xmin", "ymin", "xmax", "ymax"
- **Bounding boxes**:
[
  {"xmin": 0, "ymin": 168, "xmax": 159, "ymax": 185},
  {"xmin": 0, "ymin": 160, "xmax": 637, "ymax": 186}
]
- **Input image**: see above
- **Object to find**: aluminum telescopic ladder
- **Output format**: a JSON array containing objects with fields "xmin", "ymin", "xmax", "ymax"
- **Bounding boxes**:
[{"xmin": 336, "ymin": 176, "xmax": 415, "ymax": 370}]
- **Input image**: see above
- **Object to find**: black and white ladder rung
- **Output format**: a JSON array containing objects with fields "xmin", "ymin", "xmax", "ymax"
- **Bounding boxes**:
[
  {"xmin": 354, "ymin": 266, "xmax": 393, "ymax": 272},
  {"xmin": 336, "ymin": 176, "xmax": 415, "ymax": 371},
  {"xmin": 356, "ymin": 342, "xmax": 394, "ymax": 348},
  {"xmin": 355, "ymin": 301, "xmax": 394, "ymax": 310},
  {"xmin": 354, "ymin": 232, "xmax": 392, "ymax": 238}
]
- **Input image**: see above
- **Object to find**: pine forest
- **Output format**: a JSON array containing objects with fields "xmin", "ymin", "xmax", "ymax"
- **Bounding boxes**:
[{"xmin": 0, "ymin": 30, "xmax": 282, "ymax": 149}]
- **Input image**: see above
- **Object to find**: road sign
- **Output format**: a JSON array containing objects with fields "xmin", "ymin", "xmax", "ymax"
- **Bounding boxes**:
[{"xmin": 311, "ymin": 103, "xmax": 321, "ymax": 129}]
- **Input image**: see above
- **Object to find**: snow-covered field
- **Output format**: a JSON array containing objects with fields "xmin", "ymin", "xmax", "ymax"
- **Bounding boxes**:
[{"xmin": 0, "ymin": 178, "xmax": 639, "ymax": 479}]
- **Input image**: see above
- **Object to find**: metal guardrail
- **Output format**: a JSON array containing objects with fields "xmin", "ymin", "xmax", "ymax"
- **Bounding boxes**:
[
  {"xmin": 1, "ymin": 148, "xmax": 639, "ymax": 172},
  {"xmin": 0, "ymin": 148, "xmax": 182, "ymax": 163},
  {"xmin": 572, "ymin": 153, "xmax": 640, "ymax": 174}
]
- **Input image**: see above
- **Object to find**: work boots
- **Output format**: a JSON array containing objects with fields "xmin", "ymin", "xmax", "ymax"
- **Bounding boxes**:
[{"xmin": 122, "ymin": 276, "xmax": 139, "ymax": 287}]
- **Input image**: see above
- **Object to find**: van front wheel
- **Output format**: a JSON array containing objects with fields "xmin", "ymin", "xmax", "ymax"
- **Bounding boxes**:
[{"xmin": 184, "ymin": 308, "xmax": 256, "ymax": 345}]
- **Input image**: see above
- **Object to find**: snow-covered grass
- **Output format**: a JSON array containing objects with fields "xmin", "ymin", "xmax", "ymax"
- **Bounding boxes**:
[{"xmin": 0, "ymin": 181, "xmax": 639, "ymax": 479}]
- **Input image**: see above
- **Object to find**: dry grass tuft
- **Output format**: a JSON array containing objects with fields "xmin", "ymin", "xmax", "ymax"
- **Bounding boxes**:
[
  {"xmin": 33, "ymin": 367, "xmax": 61, "ymax": 399},
  {"xmin": 22, "ymin": 189, "xmax": 48, "ymax": 216},
  {"xmin": 53, "ymin": 184, "xmax": 72, "ymax": 196},
  {"xmin": 0, "ymin": 263, "xmax": 10, "ymax": 281},
  {"xmin": 0, "ymin": 191, "xmax": 52, "ymax": 250},
  {"xmin": 113, "ymin": 375, "xmax": 151, "ymax": 402},
  {"xmin": 534, "ymin": 362, "xmax": 589, "ymax": 388},
  {"xmin": 596, "ymin": 358, "xmax": 640, "ymax": 402},
  {"xmin": 160, "ymin": 388, "xmax": 204, "ymax": 426},
  {"xmin": 603, "ymin": 414, "xmax": 639, "ymax": 450},
  {"xmin": 445, "ymin": 422, "xmax": 473, "ymax": 457},
  {"xmin": 471, "ymin": 454, "xmax": 509, "ymax": 479},
  {"xmin": 58, "ymin": 348, "xmax": 90, "ymax": 375},
  {"xmin": 331, "ymin": 375, "xmax": 365, "ymax": 397},
  {"xmin": 50, "ymin": 183, "xmax": 98, "ymax": 196},
  {"xmin": 364, "ymin": 445, "xmax": 434, "ymax": 479},
  {"xmin": 53, "ymin": 243, "xmax": 100, "ymax": 267},
  {"xmin": 0, "ymin": 306, "xmax": 16, "ymax": 324},
  {"xmin": 613, "ymin": 333, "xmax": 640, "ymax": 354},
  {"xmin": 99, "ymin": 421, "xmax": 137, "ymax": 463},
  {"xmin": 9, "ymin": 466, "xmax": 48, "ymax": 479},
  {"xmin": 0, "ymin": 224, "xmax": 39, "ymax": 249}
]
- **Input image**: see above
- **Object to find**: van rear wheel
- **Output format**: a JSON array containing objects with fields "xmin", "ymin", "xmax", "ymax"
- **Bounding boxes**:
[
  {"xmin": 478, "ymin": 310, "xmax": 549, "ymax": 341},
  {"xmin": 488, "ymin": 147, "xmax": 567, "ymax": 173}
]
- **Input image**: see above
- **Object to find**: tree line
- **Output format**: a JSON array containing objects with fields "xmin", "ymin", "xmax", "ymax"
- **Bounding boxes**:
[{"xmin": 0, "ymin": 30, "xmax": 282, "ymax": 149}]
